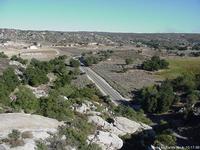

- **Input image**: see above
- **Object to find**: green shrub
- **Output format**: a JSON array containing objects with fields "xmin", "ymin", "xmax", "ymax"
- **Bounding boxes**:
[
  {"xmin": 137, "ymin": 80, "xmax": 175, "ymax": 113},
  {"xmin": 11, "ymin": 86, "xmax": 39, "ymax": 113},
  {"xmin": 8, "ymin": 130, "xmax": 24, "ymax": 148},
  {"xmin": 142, "ymin": 56, "xmax": 169, "ymax": 71},
  {"xmin": 11, "ymin": 55, "xmax": 28, "ymax": 64},
  {"xmin": 114, "ymin": 105, "xmax": 152, "ymax": 124},
  {"xmin": 70, "ymin": 58, "xmax": 80, "ymax": 67},
  {"xmin": 125, "ymin": 58, "xmax": 134, "ymax": 65},
  {"xmin": 155, "ymin": 133, "xmax": 176, "ymax": 146},
  {"xmin": 0, "ymin": 52, "xmax": 8, "ymax": 58},
  {"xmin": 24, "ymin": 66, "xmax": 49, "ymax": 86}
]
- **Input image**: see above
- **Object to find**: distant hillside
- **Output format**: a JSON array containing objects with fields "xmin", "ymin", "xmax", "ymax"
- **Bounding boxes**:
[{"xmin": 1, "ymin": 28, "xmax": 200, "ymax": 46}]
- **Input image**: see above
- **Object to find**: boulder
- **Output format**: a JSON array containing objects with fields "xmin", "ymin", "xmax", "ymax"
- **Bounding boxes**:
[{"xmin": 88, "ymin": 131, "xmax": 123, "ymax": 150}]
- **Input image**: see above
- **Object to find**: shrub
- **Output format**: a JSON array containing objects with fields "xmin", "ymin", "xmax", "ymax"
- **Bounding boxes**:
[
  {"xmin": 83, "ymin": 56, "xmax": 98, "ymax": 66},
  {"xmin": 11, "ymin": 86, "xmax": 39, "ymax": 113},
  {"xmin": 137, "ymin": 80, "xmax": 175, "ymax": 113},
  {"xmin": 8, "ymin": 130, "xmax": 24, "ymax": 148},
  {"xmin": 125, "ymin": 58, "xmax": 133, "ymax": 65},
  {"xmin": 36, "ymin": 140, "xmax": 48, "ymax": 150},
  {"xmin": 38, "ymin": 91, "xmax": 74, "ymax": 121},
  {"xmin": 155, "ymin": 133, "xmax": 176, "ymax": 146},
  {"xmin": 114, "ymin": 105, "xmax": 152, "ymax": 124},
  {"xmin": 141, "ymin": 56, "xmax": 169, "ymax": 71},
  {"xmin": 24, "ymin": 66, "xmax": 49, "ymax": 86},
  {"xmin": 0, "ymin": 52, "xmax": 8, "ymax": 58},
  {"xmin": 70, "ymin": 58, "xmax": 80, "ymax": 67},
  {"xmin": 11, "ymin": 55, "xmax": 28, "ymax": 65}
]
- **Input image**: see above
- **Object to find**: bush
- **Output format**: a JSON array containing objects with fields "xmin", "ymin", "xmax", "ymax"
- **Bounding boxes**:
[
  {"xmin": 155, "ymin": 133, "xmax": 176, "ymax": 146},
  {"xmin": 38, "ymin": 91, "xmax": 74, "ymax": 121},
  {"xmin": 11, "ymin": 55, "xmax": 28, "ymax": 65},
  {"xmin": 125, "ymin": 58, "xmax": 133, "ymax": 65},
  {"xmin": 0, "ymin": 52, "xmax": 8, "ymax": 58},
  {"xmin": 24, "ymin": 66, "xmax": 49, "ymax": 86},
  {"xmin": 83, "ymin": 56, "xmax": 98, "ymax": 66},
  {"xmin": 141, "ymin": 56, "xmax": 169, "ymax": 71},
  {"xmin": 58, "ymin": 115, "xmax": 96, "ymax": 149},
  {"xmin": 137, "ymin": 80, "xmax": 175, "ymax": 113},
  {"xmin": 70, "ymin": 58, "xmax": 80, "ymax": 67},
  {"xmin": 114, "ymin": 105, "xmax": 152, "ymax": 124},
  {"xmin": 36, "ymin": 140, "xmax": 48, "ymax": 150},
  {"xmin": 192, "ymin": 43, "xmax": 200, "ymax": 50},
  {"xmin": 2, "ymin": 67, "xmax": 20, "ymax": 92},
  {"xmin": 8, "ymin": 130, "xmax": 24, "ymax": 148},
  {"xmin": 0, "ymin": 67, "xmax": 20, "ymax": 105},
  {"xmin": 11, "ymin": 86, "xmax": 39, "ymax": 113}
]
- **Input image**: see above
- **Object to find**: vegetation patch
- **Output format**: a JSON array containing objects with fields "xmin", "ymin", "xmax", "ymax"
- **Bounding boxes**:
[{"xmin": 156, "ymin": 57, "xmax": 200, "ymax": 79}]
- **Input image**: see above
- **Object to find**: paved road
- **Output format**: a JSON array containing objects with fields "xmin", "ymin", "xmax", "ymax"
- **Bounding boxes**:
[{"xmin": 80, "ymin": 66, "xmax": 129, "ymax": 105}]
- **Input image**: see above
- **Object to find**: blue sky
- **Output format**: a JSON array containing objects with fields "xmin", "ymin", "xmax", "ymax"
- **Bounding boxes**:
[{"xmin": 0, "ymin": 0, "xmax": 199, "ymax": 33}]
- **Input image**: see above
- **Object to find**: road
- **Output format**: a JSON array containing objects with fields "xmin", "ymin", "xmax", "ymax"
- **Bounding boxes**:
[{"xmin": 80, "ymin": 66, "xmax": 129, "ymax": 105}]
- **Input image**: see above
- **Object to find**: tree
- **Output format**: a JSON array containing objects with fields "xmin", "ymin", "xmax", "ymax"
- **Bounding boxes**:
[
  {"xmin": 172, "ymin": 75, "xmax": 196, "ymax": 93},
  {"xmin": 125, "ymin": 58, "xmax": 133, "ymax": 65},
  {"xmin": 69, "ymin": 59, "xmax": 80, "ymax": 68},
  {"xmin": 83, "ymin": 56, "xmax": 98, "ymax": 66},
  {"xmin": 11, "ymin": 86, "xmax": 39, "ymax": 113},
  {"xmin": 138, "ymin": 80, "xmax": 175, "ymax": 113},
  {"xmin": 24, "ymin": 66, "xmax": 49, "ymax": 86},
  {"xmin": 141, "ymin": 56, "xmax": 169, "ymax": 71},
  {"xmin": 156, "ymin": 81, "xmax": 175, "ymax": 113},
  {"xmin": 186, "ymin": 92, "xmax": 198, "ymax": 109},
  {"xmin": 2, "ymin": 67, "xmax": 20, "ymax": 92}
]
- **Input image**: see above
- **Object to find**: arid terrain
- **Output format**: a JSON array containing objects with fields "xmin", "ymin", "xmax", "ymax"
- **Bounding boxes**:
[{"xmin": 0, "ymin": 29, "xmax": 200, "ymax": 150}]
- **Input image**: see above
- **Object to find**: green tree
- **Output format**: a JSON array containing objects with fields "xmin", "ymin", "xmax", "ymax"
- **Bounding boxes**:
[
  {"xmin": 11, "ymin": 86, "xmax": 39, "ymax": 113},
  {"xmin": 24, "ymin": 66, "xmax": 49, "ymax": 86},
  {"xmin": 142, "ymin": 56, "xmax": 169, "ymax": 71},
  {"xmin": 2, "ymin": 67, "xmax": 20, "ymax": 92},
  {"xmin": 70, "ymin": 58, "xmax": 80, "ymax": 68}
]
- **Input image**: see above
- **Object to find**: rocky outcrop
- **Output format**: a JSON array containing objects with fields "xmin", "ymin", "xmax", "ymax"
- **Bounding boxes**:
[
  {"xmin": 0, "ymin": 113, "xmax": 63, "ymax": 150},
  {"xmin": 88, "ymin": 131, "xmax": 123, "ymax": 150},
  {"xmin": 88, "ymin": 115, "xmax": 153, "ymax": 150},
  {"xmin": 73, "ymin": 100, "xmax": 102, "ymax": 115},
  {"xmin": 114, "ymin": 117, "xmax": 152, "ymax": 134},
  {"xmin": 88, "ymin": 116, "xmax": 152, "ymax": 136},
  {"xmin": 88, "ymin": 116, "xmax": 124, "ymax": 136}
]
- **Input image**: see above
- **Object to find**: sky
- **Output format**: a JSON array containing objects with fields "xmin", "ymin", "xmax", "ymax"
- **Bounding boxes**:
[{"xmin": 0, "ymin": 0, "xmax": 199, "ymax": 33}]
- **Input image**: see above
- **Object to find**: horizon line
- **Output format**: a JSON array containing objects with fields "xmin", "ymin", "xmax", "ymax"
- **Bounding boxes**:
[{"xmin": 1, "ymin": 28, "xmax": 200, "ymax": 34}]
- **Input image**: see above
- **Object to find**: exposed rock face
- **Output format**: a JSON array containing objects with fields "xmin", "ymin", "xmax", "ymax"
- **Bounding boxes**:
[
  {"xmin": 88, "ymin": 116, "xmax": 124, "ymax": 136},
  {"xmin": 88, "ymin": 115, "xmax": 152, "ymax": 150},
  {"xmin": 0, "ymin": 113, "xmax": 63, "ymax": 150},
  {"xmin": 0, "ymin": 113, "xmax": 62, "ymax": 132},
  {"xmin": 73, "ymin": 100, "xmax": 100, "ymax": 115},
  {"xmin": 88, "ymin": 116, "xmax": 152, "ymax": 136},
  {"xmin": 9, "ymin": 61, "xmax": 26, "ymax": 69},
  {"xmin": 88, "ymin": 131, "xmax": 123, "ymax": 150},
  {"xmin": 114, "ymin": 117, "xmax": 152, "ymax": 134}
]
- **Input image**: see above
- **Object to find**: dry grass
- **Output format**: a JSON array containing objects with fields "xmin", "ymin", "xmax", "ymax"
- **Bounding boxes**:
[
  {"xmin": 156, "ymin": 57, "xmax": 200, "ymax": 79},
  {"xmin": 91, "ymin": 50, "xmax": 160, "ymax": 98}
]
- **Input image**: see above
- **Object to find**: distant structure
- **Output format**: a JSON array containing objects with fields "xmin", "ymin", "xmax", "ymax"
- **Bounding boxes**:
[{"xmin": 29, "ymin": 45, "xmax": 38, "ymax": 50}]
